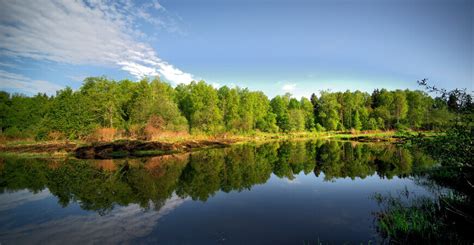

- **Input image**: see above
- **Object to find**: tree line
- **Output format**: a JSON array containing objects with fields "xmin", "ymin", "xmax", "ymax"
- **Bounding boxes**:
[{"xmin": 0, "ymin": 77, "xmax": 469, "ymax": 140}]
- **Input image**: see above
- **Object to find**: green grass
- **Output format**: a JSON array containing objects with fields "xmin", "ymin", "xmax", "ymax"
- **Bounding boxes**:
[
  {"xmin": 372, "ymin": 190, "xmax": 467, "ymax": 243},
  {"xmin": 377, "ymin": 203, "xmax": 437, "ymax": 237}
]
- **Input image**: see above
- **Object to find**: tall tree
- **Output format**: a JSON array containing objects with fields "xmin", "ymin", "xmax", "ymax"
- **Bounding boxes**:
[
  {"xmin": 371, "ymin": 89, "xmax": 393, "ymax": 129},
  {"xmin": 43, "ymin": 87, "xmax": 95, "ymax": 139},
  {"xmin": 300, "ymin": 97, "xmax": 315, "ymax": 130},
  {"xmin": 218, "ymin": 86, "xmax": 241, "ymax": 131},
  {"xmin": 80, "ymin": 77, "xmax": 121, "ymax": 128},
  {"xmin": 176, "ymin": 81, "xmax": 223, "ymax": 133},
  {"xmin": 270, "ymin": 94, "xmax": 290, "ymax": 132},
  {"xmin": 353, "ymin": 110, "xmax": 362, "ymax": 131},
  {"xmin": 392, "ymin": 90, "xmax": 408, "ymax": 125},
  {"xmin": 316, "ymin": 91, "xmax": 340, "ymax": 131},
  {"xmin": 129, "ymin": 78, "xmax": 187, "ymax": 131}
]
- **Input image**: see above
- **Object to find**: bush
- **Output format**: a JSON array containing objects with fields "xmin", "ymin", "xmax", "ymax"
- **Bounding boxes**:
[
  {"xmin": 315, "ymin": 123, "xmax": 325, "ymax": 132},
  {"xmin": 367, "ymin": 118, "xmax": 378, "ymax": 130},
  {"xmin": 3, "ymin": 127, "xmax": 30, "ymax": 139},
  {"xmin": 35, "ymin": 127, "xmax": 49, "ymax": 141},
  {"xmin": 395, "ymin": 123, "xmax": 409, "ymax": 131},
  {"xmin": 395, "ymin": 123, "xmax": 411, "ymax": 137}
]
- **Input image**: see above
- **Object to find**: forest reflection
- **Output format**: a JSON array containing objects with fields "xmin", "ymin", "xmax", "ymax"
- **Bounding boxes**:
[{"xmin": 0, "ymin": 140, "xmax": 434, "ymax": 214}]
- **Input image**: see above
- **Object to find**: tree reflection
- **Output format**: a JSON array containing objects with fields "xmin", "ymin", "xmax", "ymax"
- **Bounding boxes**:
[{"xmin": 0, "ymin": 140, "xmax": 434, "ymax": 214}]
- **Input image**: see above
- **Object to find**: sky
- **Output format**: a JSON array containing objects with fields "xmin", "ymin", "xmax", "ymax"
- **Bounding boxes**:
[{"xmin": 0, "ymin": 0, "xmax": 472, "ymax": 98}]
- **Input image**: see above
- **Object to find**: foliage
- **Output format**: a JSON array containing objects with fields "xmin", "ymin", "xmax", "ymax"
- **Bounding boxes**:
[{"xmin": 176, "ymin": 81, "xmax": 223, "ymax": 133}]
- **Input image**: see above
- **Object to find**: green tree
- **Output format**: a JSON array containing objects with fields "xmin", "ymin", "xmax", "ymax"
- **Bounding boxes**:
[
  {"xmin": 270, "ymin": 95, "xmax": 290, "ymax": 132},
  {"xmin": 288, "ymin": 108, "xmax": 305, "ymax": 131},
  {"xmin": 80, "ymin": 77, "xmax": 122, "ymax": 128},
  {"xmin": 317, "ymin": 91, "xmax": 340, "ymax": 131},
  {"xmin": 300, "ymin": 97, "xmax": 315, "ymax": 130},
  {"xmin": 367, "ymin": 117, "xmax": 378, "ymax": 130},
  {"xmin": 372, "ymin": 89, "xmax": 393, "ymax": 129},
  {"xmin": 405, "ymin": 90, "xmax": 430, "ymax": 129},
  {"xmin": 129, "ymin": 78, "xmax": 187, "ymax": 131},
  {"xmin": 44, "ymin": 87, "xmax": 96, "ymax": 139},
  {"xmin": 392, "ymin": 90, "xmax": 408, "ymax": 125},
  {"xmin": 218, "ymin": 86, "xmax": 240, "ymax": 131},
  {"xmin": 176, "ymin": 81, "xmax": 223, "ymax": 133},
  {"xmin": 353, "ymin": 110, "xmax": 362, "ymax": 131}
]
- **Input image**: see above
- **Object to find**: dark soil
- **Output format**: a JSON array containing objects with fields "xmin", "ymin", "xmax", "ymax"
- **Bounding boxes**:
[{"xmin": 74, "ymin": 140, "xmax": 235, "ymax": 159}]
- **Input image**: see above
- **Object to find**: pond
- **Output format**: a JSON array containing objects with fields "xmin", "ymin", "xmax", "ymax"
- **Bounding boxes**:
[{"xmin": 0, "ymin": 140, "xmax": 434, "ymax": 244}]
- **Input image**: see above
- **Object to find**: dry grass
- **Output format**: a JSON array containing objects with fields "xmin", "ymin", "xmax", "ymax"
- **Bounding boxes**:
[
  {"xmin": 47, "ymin": 131, "xmax": 65, "ymax": 141},
  {"xmin": 89, "ymin": 128, "xmax": 117, "ymax": 142}
]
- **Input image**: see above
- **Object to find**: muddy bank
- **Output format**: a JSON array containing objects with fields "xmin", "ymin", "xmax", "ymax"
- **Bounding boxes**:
[{"xmin": 74, "ymin": 140, "xmax": 235, "ymax": 159}]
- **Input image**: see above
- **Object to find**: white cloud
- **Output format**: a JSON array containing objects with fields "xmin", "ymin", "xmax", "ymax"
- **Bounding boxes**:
[
  {"xmin": 152, "ymin": 0, "xmax": 165, "ymax": 11},
  {"xmin": 118, "ymin": 61, "xmax": 160, "ymax": 78},
  {"xmin": 282, "ymin": 83, "xmax": 297, "ymax": 92},
  {"xmin": 157, "ymin": 61, "xmax": 195, "ymax": 84},
  {"xmin": 0, "ymin": 0, "xmax": 194, "ymax": 84},
  {"xmin": 0, "ymin": 69, "xmax": 63, "ymax": 95}
]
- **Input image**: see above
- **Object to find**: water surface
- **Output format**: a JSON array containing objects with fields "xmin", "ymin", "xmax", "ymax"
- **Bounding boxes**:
[{"xmin": 0, "ymin": 140, "xmax": 434, "ymax": 244}]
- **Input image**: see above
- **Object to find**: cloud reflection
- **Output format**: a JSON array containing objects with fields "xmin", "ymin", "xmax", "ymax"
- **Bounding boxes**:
[
  {"xmin": 0, "ymin": 193, "xmax": 186, "ymax": 244},
  {"xmin": 0, "ymin": 189, "xmax": 51, "ymax": 211}
]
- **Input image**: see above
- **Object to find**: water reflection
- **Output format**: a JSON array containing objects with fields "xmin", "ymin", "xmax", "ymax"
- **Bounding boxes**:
[
  {"xmin": 0, "ymin": 140, "xmax": 433, "ymax": 215},
  {"xmin": 0, "ymin": 140, "xmax": 437, "ymax": 243}
]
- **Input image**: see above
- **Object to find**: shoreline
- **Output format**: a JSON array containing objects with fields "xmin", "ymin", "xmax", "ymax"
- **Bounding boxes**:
[{"xmin": 0, "ymin": 131, "xmax": 433, "ymax": 159}]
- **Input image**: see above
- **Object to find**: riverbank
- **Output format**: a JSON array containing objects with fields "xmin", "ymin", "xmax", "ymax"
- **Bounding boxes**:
[{"xmin": 0, "ymin": 130, "xmax": 434, "ymax": 159}]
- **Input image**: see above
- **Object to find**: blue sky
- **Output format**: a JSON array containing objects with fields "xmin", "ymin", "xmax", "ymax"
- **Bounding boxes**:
[{"xmin": 0, "ymin": 0, "xmax": 472, "ymax": 98}]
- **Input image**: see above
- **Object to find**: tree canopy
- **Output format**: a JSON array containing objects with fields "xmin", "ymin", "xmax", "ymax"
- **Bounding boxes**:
[{"xmin": 0, "ymin": 77, "xmax": 467, "ymax": 140}]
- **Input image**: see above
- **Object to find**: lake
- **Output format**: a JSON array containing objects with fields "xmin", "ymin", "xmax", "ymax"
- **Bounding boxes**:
[{"xmin": 0, "ymin": 140, "xmax": 434, "ymax": 244}]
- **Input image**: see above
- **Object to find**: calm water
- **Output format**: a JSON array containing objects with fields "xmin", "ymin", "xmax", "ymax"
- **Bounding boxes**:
[{"xmin": 0, "ymin": 140, "xmax": 434, "ymax": 244}]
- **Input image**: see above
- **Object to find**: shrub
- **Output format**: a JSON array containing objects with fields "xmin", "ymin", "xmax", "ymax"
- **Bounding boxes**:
[
  {"xmin": 367, "ymin": 118, "xmax": 378, "ymax": 130},
  {"xmin": 3, "ymin": 127, "xmax": 29, "ymax": 139},
  {"xmin": 315, "ymin": 123, "xmax": 325, "ymax": 132}
]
